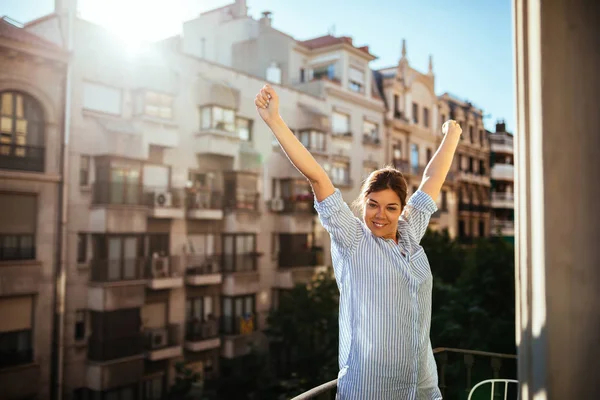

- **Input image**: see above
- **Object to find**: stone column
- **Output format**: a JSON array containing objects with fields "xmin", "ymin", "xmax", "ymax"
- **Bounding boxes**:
[{"xmin": 513, "ymin": 0, "xmax": 600, "ymax": 398}]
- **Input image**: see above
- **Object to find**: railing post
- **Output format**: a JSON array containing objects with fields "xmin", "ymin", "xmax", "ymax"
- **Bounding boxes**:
[{"xmin": 464, "ymin": 353, "xmax": 474, "ymax": 394}]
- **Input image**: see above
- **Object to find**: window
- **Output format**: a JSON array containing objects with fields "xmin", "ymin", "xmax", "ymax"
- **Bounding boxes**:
[
  {"xmin": 236, "ymin": 117, "xmax": 253, "ymax": 141},
  {"xmin": 299, "ymin": 68, "xmax": 305, "ymax": 83},
  {"xmin": 332, "ymin": 111, "xmax": 350, "ymax": 136},
  {"xmin": 299, "ymin": 130, "xmax": 326, "ymax": 152},
  {"xmin": 82, "ymin": 82, "xmax": 122, "ymax": 115},
  {"xmin": 412, "ymin": 102, "xmax": 419, "ymax": 123},
  {"xmin": 0, "ymin": 194, "xmax": 36, "ymax": 261},
  {"xmin": 393, "ymin": 143, "xmax": 402, "ymax": 160},
  {"xmin": 423, "ymin": 107, "xmax": 430, "ymax": 128},
  {"xmin": 222, "ymin": 295, "xmax": 256, "ymax": 335},
  {"xmin": 479, "ymin": 160, "xmax": 486, "ymax": 175},
  {"xmin": 426, "ymin": 148, "xmax": 433, "ymax": 163},
  {"xmin": 80, "ymin": 155, "xmax": 90, "ymax": 186},
  {"xmin": 410, "ymin": 143, "xmax": 419, "ymax": 170},
  {"xmin": 440, "ymin": 114, "xmax": 446, "ymax": 126},
  {"xmin": 331, "ymin": 161, "xmax": 350, "ymax": 186},
  {"xmin": 144, "ymin": 91, "xmax": 173, "ymax": 119},
  {"xmin": 0, "ymin": 296, "xmax": 33, "ymax": 368},
  {"xmin": 75, "ymin": 310, "xmax": 86, "ymax": 341},
  {"xmin": 469, "ymin": 125, "xmax": 474, "ymax": 142},
  {"xmin": 312, "ymin": 64, "xmax": 335, "ymax": 81},
  {"xmin": 348, "ymin": 67, "xmax": 365, "ymax": 93},
  {"xmin": 266, "ymin": 62, "xmax": 282, "ymax": 84},
  {"xmin": 393, "ymin": 95, "xmax": 399, "ymax": 114},
  {"xmin": 77, "ymin": 233, "xmax": 87, "ymax": 263},
  {"xmin": 441, "ymin": 190, "xmax": 448, "ymax": 211},
  {"xmin": 363, "ymin": 120, "xmax": 379, "ymax": 142},
  {"xmin": 200, "ymin": 106, "xmax": 235, "ymax": 132},
  {"xmin": 479, "ymin": 221, "xmax": 486, "ymax": 237},
  {"xmin": 91, "ymin": 234, "xmax": 144, "ymax": 282},
  {"xmin": 469, "ymin": 157, "xmax": 474, "ymax": 173},
  {"xmin": 459, "ymin": 220, "xmax": 466, "ymax": 237},
  {"xmin": 143, "ymin": 376, "xmax": 164, "ymax": 400},
  {"xmin": 0, "ymin": 91, "xmax": 45, "ymax": 172},
  {"xmin": 222, "ymin": 234, "xmax": 256, "ymax": 273},
  {"xmin": 479, "ymin": 129, "xmax": 484, "ymax": 144}
]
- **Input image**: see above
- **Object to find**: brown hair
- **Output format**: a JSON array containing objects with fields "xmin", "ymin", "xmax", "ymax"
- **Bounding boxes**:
[{"xmin": 351, "ymin": 165, "xmax": 408, "ymax": 214}]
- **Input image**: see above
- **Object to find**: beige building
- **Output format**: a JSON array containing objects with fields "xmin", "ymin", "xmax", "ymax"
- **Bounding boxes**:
[
  {"xmin": 0, "ymin": 16, "xmax": 68, "ymax": 399},
  {"xmin": 375, "ymin": 40, "xmax": 459, "ymax": 237},
  {"xmin": 438, "ymin": 93, "xmax": 491, "ymax": 242},
  {"xmin": 488, "ymin": 120, "xmax": 514, "ymax": 241}
]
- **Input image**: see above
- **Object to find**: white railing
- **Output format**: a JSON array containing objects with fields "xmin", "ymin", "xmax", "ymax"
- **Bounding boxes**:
[
  {"xmin": 492, "ymin": 220, "xmax": 515, "ymax": 233},
  {"xmin": 468, "ymin": 379, "xmax": 519, "ymax": 400},
  {"xmin": 489, "ymin": 135, "xmax": 514, "ymax": 147},
  {"xmin": 492, "ymin": 192, "xmax": 515, "ymax": 202}
]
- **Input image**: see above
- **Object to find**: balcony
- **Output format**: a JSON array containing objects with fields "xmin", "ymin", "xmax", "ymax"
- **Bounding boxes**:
[
  {"xmin": 195, "ymin": 127, "xmax": 240, "ymax": 158},
  {"xmin": 88, "ymin": 334, "xmax": 144, "ymax": 362},
  {"xmin": 491, "ymin": 164, "xmax": 514, "ymax": 181},
  {"xmin": 186, "ymin": 189, "xmax": 224, "ymax": 220},
  {"xmin": 362, "ymin": 134, "xmax": 382, "ymax": 147},
  {"xmin": 0, "ymin": 363, "xmax": 40, "ymax": 399},
  {"xmin": 185, "ymin": 319, "xmax": 221, "ymax": 352},
  {"xmin": 0, "ymin": 260, "xmax": 41, "ymax": 296},
  {"xmin": 90, "ymin": 182, "xmax": 148, "ymax": 232},
  {"xmin": 86, "ymin": 357, "xmax": 144, "ymax": 392},
  {"xmin": 90, "ymin": 258, "xmax": 147, "ymax": 283},
  {"xmin": 492, "ymin": 220, "xmax": 515, "ymax": 236},
  {"xmin": 185, "ymin": 254, "xmax": 222, "ymax": 286},
  {"xmin": 224, "ymin": 192, "xmax": 260, "ymax": 213},
  {"xmin": 146, "ymin": 255, "xmax": 184, "ymax": 290},
  {"xmin": 278, "ymin": 250, "xmax": 320, "ymax": 268},
  {"xmin": 221, "ymin": 315, "xmax": 260, "ymax": 359},
  {"xmin": 458, "ymin": 171, "xmax": 491, "ymax": 186},
  {"xmin": 0, "ymin": 144, "xmax": 44, "ymax": 173},
  {"xmin": 491, "ymin": 192, "xmax": 515, "ymax": 209},
  {"xmin": 144, "ymin": 324, "xmax": 182, "ymax": 361},
  {"xmin": 489, "ymin": 134, "xmax": 514, "ymax": 154},
  {"xmin": 92, "ymin": 181, "xmax": 145, "ymax": 206},
  {"xmin": 291, "ymin": 347, "xmax": 517, "ymax": 399},
  {"xmin": 0, "ymin": 234, "xmax": 35, "ymax": 261},
  {"xmin": 88, "ymin": 258, "xmax": 147, "ymax": 311},
  {"xmin": 144, "ymin": 187, "xmax": 185, "ymax": 219},
  {"xmin": 222, "ymin": 254, "xmax": 260, "ymax": 296}
]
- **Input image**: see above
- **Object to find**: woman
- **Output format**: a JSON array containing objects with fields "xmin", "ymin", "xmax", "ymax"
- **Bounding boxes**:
[{"xmin": 255, "ymin": 84, "xmax": 461, "ymax": 400}]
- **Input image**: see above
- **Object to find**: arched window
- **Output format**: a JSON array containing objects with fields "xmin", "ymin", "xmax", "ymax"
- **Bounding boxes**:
[{"xmin": 0, "ymin": 91, "xmax": 45, "ymax": 172}]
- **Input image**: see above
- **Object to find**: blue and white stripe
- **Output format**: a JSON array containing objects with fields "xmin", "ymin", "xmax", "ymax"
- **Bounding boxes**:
[{"xmin": 314, "ymin": 189, "xmax": 442, "ymax": 400}]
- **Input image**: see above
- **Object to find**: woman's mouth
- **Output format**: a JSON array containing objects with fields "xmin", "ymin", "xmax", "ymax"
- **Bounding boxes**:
[{"xmin": 372, "ymin": 221, "xmax": 387, "ymax": 228}]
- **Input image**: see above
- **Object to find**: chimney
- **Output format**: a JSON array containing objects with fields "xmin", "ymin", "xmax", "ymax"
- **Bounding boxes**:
[
  {"xmin": 233, "ymin": 0, "xmax": 248, "ymax": 17},
  {"xmin": 496, "ymin": 119, "xmax": 506, "ymax": 133},
  {"xmin": 260, "ymin": 11, "xmax": 272, "ymax": 27}
]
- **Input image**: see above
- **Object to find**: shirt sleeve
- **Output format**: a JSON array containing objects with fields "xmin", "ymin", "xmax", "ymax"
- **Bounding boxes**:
[
  {"xmin": 314, "ymin": 189, "xmax": 363, "ymax": 260},
  {"xmin": 401, "ymin": 190, "xmax": 438, "ymax": 243}
]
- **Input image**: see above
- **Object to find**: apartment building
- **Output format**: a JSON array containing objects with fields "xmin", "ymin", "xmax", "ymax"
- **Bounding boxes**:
[
  {"xmin": 488, "ymin": 120, "xmax": 514, "ymax": 242},
  {"xmin": 0, "ymin": 17, "xmax": 68, "ymax": 399},
  {"xmin": 375, "ymin": 40, "xmax": 458, "ymax": 237},
  {"xmin": 438, "ymin": 93, "xmax": 491, "ymax": 242}
]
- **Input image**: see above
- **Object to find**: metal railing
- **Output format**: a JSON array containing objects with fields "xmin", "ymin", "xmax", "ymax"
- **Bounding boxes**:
[
  {"xmin": 186, "ymin": 189, "xmax": 223, "ymax": 210},
  {"xmin": 186, "ymin": 319, "xmax": 220, "ymax": 341},
  {"xmin": 186, "ymin": 253, "xmax": 221, "ymax": 275},
  {"xmin": 90, "ymin": 258, "xmax": 147, "ymax": 282},
  {"xmin": 278, "ymin": 250, "xmax": 320, "ymax": 268},
  {"xmin": 292, "ymin": 347, "xmax": 517, "ymax": 400},
  {"xmin": 0, "ymin": 234, "xmax": 35, "ymax": 261},
  {"xmin": 489, "ymin": 135, "xmax": 514, "ymax": 148},
  {"xmin": 221, "ymin": 314, "xmax": 257, "ymax": 336},
  {"xmin": 87, "ymin": 334, "xmax": 144, "ymax": 362},
  {"xmin": 492, "ymin": 192, "xmax": 514, "ymax": 202},
  {"xmin": 492, "ymin": 220, "xmax": 515, "ymax": 232},
  {"xmin": 92, "ymin": 181, "xmax": 145, "ymax": 206},
  {"xmin": 224, "ymin": 192, "xmax": 260, "ymax": 212},
  {"xmin": 144, "ymin": 324, "xmax": 181, "ymax": 351},
  {"xmin": 221, "ymin": 253, "xmax": 258, "ymax": 273},
  {"xmin": 0, "ymin": 144, "xmax": 45, "ymax": 172}
]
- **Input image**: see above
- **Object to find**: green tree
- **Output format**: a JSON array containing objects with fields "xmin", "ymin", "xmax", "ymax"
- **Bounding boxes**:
[{"xmin": 265, "ymin": 270, "xmax": 340, "ymax": 398}]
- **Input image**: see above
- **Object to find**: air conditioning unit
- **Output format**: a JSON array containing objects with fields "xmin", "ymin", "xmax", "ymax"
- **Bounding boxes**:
[
  {"xmin": 154, "ymin": 191, "xmax": 172, "ymax": 207},
  {"xmin": 147, "ymin": 328, "xmax": 168, "ymax": 349},
  {"xmin": 270, "ymin": 197, "xmax": 284, "ymax": 212}
]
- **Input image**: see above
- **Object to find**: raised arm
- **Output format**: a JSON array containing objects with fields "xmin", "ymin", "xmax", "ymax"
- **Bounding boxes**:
[
  {"xmin": 419, "ymin": 120, "xmax": 463, "ymax": 200},
  {"xmin": 255, "ymin": 84, "xmax": 334, "ymax": 202}
]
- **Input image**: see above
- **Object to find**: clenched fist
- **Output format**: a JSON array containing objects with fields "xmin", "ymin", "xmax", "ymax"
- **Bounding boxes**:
[
  {"xmin": 255, "ymin": 84, "xmax": 280, "ymax": 123},
  {"xmin": 442, "ymin": 120, "xmax": 462, "ymax": 136}
]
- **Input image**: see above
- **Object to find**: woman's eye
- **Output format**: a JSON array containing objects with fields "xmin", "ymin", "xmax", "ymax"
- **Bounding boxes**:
[
  {"xmin": 368, "ymin": 203, "xmax": 377, "ymax": 208},
  {"xmin": 387, "ymin": 207, "xmax": 397, "ymax": 212}
]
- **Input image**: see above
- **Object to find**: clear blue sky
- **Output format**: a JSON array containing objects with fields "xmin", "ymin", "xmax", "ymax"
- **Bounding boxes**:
[{"xmin": 3, "ymin": 0, "xmax": 515, "ymax": 132}]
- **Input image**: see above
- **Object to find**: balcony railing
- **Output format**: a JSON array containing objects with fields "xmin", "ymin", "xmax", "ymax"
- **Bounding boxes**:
[
  {"xmin": 278, "ymin": 250, "xmax": 320, "ymax": 268},
  {"xmin": 221, "ymin": 314, "xmax": 257, "ymax": 336},
  {"xmin": 92, "ymin": 181, "xmax": 145, "ymax": 206},
  {"xmin": 492, "ymin": 220, "xmax": 515, "ymax": 233},
  {"xmin": 186, "ymin": 189, "xmax": 223, "ymax": 210},
  {"xmin": 292, "ymin": 347, "xmax": 517, "ymax": 400},
  {"xmin": 281, "ymin": 195, "xmax": 316, "ymax": 214},
  {"xmin": 222, "ymin": 253, "xmax": 259, "ymax": 273},
  {"xmin": 186, "ymin": 253, "xmax": 221, "ymax": 274},
  {"xmin": 0, "ymin": 144, "xmax": 45, "ymax": 172},
  {"xmin": 224, "ymin": 192, "xmax": 260, "ymax": 212},
  {"xmin": 144, "ymin": 187, "xmax": 185, "ymax": 208},
  {"xmin": 492, "ymin": 192, "xmax": 514, "ymax": 202},
  {"xmin": 362, "ymin": 134, "xmax": 381, "ymax": 146},
  {"xmin": 186, "ymin": 319, "xmax": 220, "ymax": 341},
  {"xmin": 0, "ymin": 234, "xmax": 35, "ymax": 261},
  {"xmin": 489, "ymin": 135, "xmax": 514, "ymax": 148},
  {"xmin": 0, "ymin": 331, "xmax": 33, "ymax": 368},
  {"xmin": 146, "ymin": 255, "xmax": 182, "ymax": 279},
  {"xmin": 144, "ymin": 324, "xmax": 181, "ymax": 351},
  {"xmin": 90, "ymin": 257, "xmax": 148, "ymax": 283},
  {"xmin": 87, "ymin": 334, "xmax": 144, "ymax": 362}
]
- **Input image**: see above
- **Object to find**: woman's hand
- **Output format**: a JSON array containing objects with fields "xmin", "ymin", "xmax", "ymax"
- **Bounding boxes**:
[{"xmin": 255, "ymin": 84, "xmax": 280, "ymax": 124}]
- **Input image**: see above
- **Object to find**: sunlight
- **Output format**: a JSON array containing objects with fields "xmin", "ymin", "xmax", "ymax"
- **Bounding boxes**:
[{"xmin": 79, "ymin": 0, "xmax": 183, "ymax": 54}]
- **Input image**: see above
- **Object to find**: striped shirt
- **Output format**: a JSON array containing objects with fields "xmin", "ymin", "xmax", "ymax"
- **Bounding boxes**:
[{"xmin": 314, "ymin": 189, "xmax": 442, "ymax": 400}]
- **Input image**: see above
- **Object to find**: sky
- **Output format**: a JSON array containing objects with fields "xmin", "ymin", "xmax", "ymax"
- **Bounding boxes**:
[{"xmin": 2, "ymin": 0, "xmax": 515, "ymax": 132}]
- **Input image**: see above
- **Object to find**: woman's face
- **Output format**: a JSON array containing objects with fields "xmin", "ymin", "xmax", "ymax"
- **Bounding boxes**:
[{"xmin": 362, "ymin": 189, "xmax": 403, "ymax": 241}]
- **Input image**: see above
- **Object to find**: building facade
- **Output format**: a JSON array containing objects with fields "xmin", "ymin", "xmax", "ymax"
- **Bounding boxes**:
[
  {"xmin": 488, "ymin": 120, "xmax": 514, "ymax": 241},
  {"xmin": 0, "ymin": 16, "xmax": 68, "ymax": 399}
]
